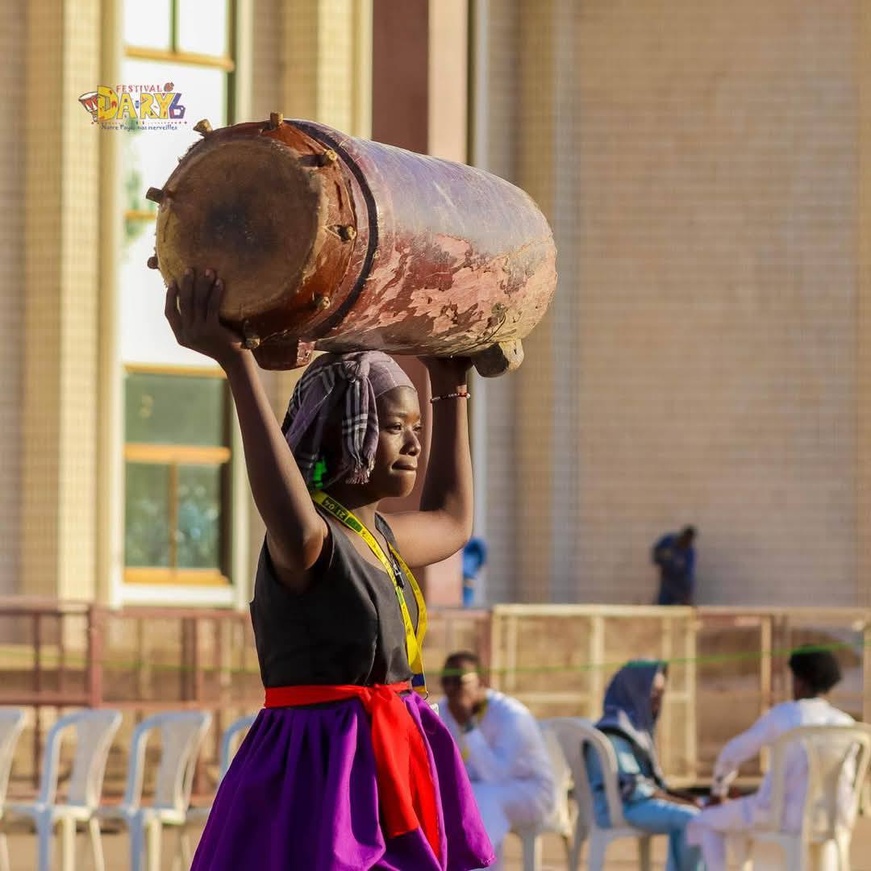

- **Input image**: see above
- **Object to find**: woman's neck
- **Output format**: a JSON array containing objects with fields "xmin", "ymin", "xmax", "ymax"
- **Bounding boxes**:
[{"xmin": 322, "ymin": 484, "xmax": 380, "ymax": 530}]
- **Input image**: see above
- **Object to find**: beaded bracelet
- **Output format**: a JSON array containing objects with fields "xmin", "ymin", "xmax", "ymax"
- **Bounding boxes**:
[{"xmin": 430, "ymin": 391, "xmax": 471, "ymax": 404}]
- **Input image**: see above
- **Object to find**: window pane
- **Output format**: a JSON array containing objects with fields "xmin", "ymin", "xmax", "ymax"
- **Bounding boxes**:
[
  {"xmin": 125, "ymin": 372, "xmax": 226, "ymax": 445},
  {"xmin": 121, "ymin": 59, "xmax": 227, "ymax": 195},
  {"xmin": 177, "ymin": 465, "xmax": 223, "ymax": 569},
  {"xmin": 125, "ymin": 463, "xmax": 171, "ymax": 567},
  {"xmin": 178, "ymin": 0, "xmax": 230, "ymax": 57},
  {"xmin": 124, "ymin": 0, "xmax": 172, "ymax": 50},
  {"xmin": 120, "ymin": 222, "xmax": 219, "ymax": 367},
  {"xmin": 119, "ymin": 59, "xmax": 229, "ymax": 367}
]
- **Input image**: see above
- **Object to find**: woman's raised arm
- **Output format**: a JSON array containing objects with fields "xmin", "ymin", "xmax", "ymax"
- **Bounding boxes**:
[
  {"xmin": 164, "ymin": 268, "xmax": 326, "ymax": 586},
  {"xmin": 383, "ymin": 357, "xmax": 474, "ymax": 567}
]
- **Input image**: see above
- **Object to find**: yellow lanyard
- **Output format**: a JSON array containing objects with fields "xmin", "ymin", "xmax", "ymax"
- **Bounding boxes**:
[{"xmin": 312, "ymin": 491, "xmax": 428, "ymax": 695}]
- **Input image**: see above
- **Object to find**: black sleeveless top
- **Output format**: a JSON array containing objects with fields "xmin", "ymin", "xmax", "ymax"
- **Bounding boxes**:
[{"xmin": 250, "ymin": 508, "xmax": 420, "ymax": 688}]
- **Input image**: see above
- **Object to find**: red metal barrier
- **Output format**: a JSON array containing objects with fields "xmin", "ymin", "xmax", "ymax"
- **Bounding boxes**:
[{"xmin": 0, "ymin": 599, "xmax": 492, "ymax": 796}]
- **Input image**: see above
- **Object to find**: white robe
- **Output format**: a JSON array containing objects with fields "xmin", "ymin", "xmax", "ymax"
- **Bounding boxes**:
[
  {"xmin": 438, "ymin": 689, "xmax": 556, "ymax": 864},
  {"xmin": 687, "ymin": 698, "xmax": 854, "ymax": 870}
]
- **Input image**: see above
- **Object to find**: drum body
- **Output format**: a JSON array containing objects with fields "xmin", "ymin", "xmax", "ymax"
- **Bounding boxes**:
[{"xmin": 151, "ymin": 118, "xmax": 557, "ymax": 375}]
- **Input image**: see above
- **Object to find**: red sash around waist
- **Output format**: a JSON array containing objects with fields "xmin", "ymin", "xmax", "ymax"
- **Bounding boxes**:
[{"xmin": 264, "ymin": 682, "xmax": 440, "ymax": 858}]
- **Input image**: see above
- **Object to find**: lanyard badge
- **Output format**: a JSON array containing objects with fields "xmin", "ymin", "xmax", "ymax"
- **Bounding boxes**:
[{"xmin": 312, "ymin": 491, "xmax": 429, "ymax": 695}]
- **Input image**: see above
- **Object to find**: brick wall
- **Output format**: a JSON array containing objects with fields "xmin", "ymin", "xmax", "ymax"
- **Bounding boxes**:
[{"xmin": 484, "ymin": 0, "xmax": 860, "ymax": 606}]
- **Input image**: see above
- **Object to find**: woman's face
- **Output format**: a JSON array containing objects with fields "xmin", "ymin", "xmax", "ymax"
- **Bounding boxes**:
[
  {"xmin": 650, "ymin": 671, "xmax": 667, "ymax": 719},
  {"xmin": 367, "ymin": 387, "xmax": 422, "ymax": 498}
]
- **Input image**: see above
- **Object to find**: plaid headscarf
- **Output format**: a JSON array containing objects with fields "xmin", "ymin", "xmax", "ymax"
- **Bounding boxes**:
[{"xmin": 282, "ymin": 352, "xmax": 415, "ymax": 488}]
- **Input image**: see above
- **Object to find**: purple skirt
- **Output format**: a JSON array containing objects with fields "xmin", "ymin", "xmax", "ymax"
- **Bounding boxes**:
[{"xmin": 191, "ymin": 692, "xmax": 495, "ymax": 870}]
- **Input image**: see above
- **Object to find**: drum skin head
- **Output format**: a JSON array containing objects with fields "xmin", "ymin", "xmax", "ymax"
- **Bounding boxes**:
[{"xmin": 155, "ymin": 137, "xmax": 324, "ymax": 321}]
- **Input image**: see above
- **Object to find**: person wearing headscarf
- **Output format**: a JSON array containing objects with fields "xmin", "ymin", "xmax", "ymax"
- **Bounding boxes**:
[
  {"xmin": 586, "ymin": 660, "xmax": 705, "ymax": 871},
  {"xmin": 164, "ymin": 268, "xmax": 495, "ymax": 870},
  {"xmin": 686, "ymin": 647, "xmax": 854, "ymax": 870}
]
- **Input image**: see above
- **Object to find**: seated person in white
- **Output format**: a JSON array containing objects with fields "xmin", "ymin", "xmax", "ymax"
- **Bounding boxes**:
[
  {"xmin": 437, "ymin": 650, "xmax": 555, "ymax": 868},
  {"xmin": 686, "ymin": 647, "xmax": 853, "ymax": 870}
]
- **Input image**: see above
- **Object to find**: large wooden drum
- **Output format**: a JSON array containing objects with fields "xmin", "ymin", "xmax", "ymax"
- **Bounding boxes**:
[{"xmin": 148, "ymin": 115, "xmax": 557, "ymax": 376}]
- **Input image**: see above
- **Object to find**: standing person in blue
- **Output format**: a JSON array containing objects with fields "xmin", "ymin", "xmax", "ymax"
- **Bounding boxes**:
[
  {"xmin": 461, "ymin": 538, "xmax": 487, "ymax": 607},
  {"xmin": 585, "ymin": 661, "xmax": 705, "ymax": 871},
  {"xmin": 652, "ymin": 526, "xmax": 697, "ymax": 605},
  {"xmin": 164, "ymin": 267, "xmax": 495, "ymax": 871}
]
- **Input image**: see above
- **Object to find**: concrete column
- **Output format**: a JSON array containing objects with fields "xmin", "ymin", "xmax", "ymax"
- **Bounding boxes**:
[
  {"xmin": 0, "ymin": 0, "xmax": 27, "ymax": 597},
  {"xmin": 22, "ymin": 0, "xmax": 101, "ymax": 599},
  {"xmin": 372, "ymin": 0, "xmax": 429, "ymax": 151},
  {"xmin": 511, "ymin": 12, "xmax": 556, "ymax": 603},
  {"xmin": 858, "ymin": 0, "xmax": 871, "ymax": 607},
  {"xmin": 280, "ymin": 0, "xmax": 372, "ymax": 136}
]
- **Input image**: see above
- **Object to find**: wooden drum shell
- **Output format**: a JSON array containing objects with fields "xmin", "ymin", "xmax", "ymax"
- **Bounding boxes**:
[{"xmin": 152, "ymin": 118, "xmax": 557, "ymax": 375}]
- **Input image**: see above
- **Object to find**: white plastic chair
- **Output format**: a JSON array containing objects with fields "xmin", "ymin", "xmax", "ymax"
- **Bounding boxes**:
[
  {"xmin": 185, "ymin": 713, "xmax": 256, "ymax": 829},
  {"xmin": 511, "ymin": 720, "xmax": 575, "ymax": 871},
  {"xmin": 3, "ymin": 708, "xmax": 122, "ymax": 871},
  {"xmin": 546, "ymin": 717, "xmax": 657, "ymax": 871},
  {"xmin": 729, "ymin": 723, "xmax": 871, "ymax": 870},
  {"xmin": 99, "ymin": 710, "xmax": 212, "ymax": 871},
  {"xmin": 0, "ymin": 708, "xmax": 27, "ymax": 871}
]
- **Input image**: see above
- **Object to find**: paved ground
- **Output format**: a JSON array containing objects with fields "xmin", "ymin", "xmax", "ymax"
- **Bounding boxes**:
[
  {"xmin": 4, "ymin": 816, "xmax": 871, "ymax": 870},
  {"xmin": 498, "ymin": 817, "xmax": 871, "ymax": 870}
]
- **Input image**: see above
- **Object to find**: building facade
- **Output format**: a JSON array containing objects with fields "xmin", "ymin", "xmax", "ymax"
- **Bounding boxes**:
[{"xmin": 1, "ymin": 0, "xmax": 869, "ymax": 610}]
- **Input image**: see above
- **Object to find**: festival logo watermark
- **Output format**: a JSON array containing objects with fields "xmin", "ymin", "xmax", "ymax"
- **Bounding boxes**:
[{"xmin": 79, "ymin": 82, "xmax": 186, "ymax": 130}]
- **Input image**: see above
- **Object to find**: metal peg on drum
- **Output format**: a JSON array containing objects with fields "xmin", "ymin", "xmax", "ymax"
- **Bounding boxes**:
[
  {"xmin": 267, "ymin": 112, "xmax": 284, "ymax": 130},
  {"xmin": 193, "ymin": 119, "xmax": 213, "ymax": 136},
  {"xmin": 241, "ymin": 322, "xmax": 261, "ymax": 350},
  {"xmin": 145, "ymin": 187, "xmax": 164, "ymax": 204},
  {"xmin": 146, "ymin": 255, "xmax": 159, "ymax": 270}
]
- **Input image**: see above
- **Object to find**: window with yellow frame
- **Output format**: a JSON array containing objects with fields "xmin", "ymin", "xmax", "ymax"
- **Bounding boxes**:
[
  {"xmin": 124, "ymin": 366, "xmax": 232, "ymax": 585},
  {"xmin": 121, "ymin": 0, "xmax": 236, "ymax": 586}
]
